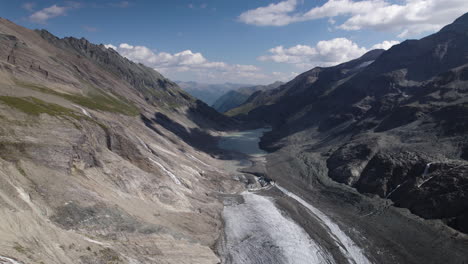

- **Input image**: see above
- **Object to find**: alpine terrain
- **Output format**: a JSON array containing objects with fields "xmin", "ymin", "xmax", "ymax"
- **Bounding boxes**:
[
  {"xmin": 212, "ymin": 81, "xmax": 283, "ymax": 113},
  {"xmin": 0, "ymin": 8, "xmax": 467, "ymax": 264}
]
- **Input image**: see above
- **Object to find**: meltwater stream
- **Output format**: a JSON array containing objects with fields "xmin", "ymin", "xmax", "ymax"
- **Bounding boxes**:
[{"xmin": 217, "ymin": 129, "xmax": 371, "ymax": 264}]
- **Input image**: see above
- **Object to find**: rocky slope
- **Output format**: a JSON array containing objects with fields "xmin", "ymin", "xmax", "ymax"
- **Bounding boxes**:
[
  {"xmin": 228, "ymin": 49, "xmax": 384, "ymax": 118},
  {"xmin": 236, "ymin": 13, "xmax": 468, "ymax": 233},
  {"xmin": 213, "ymin": 81, "xmax": 283, "ymax": 113},
  {"xmin": 0, "ymin": 17, "xmax": 242, "ymax": 264}
]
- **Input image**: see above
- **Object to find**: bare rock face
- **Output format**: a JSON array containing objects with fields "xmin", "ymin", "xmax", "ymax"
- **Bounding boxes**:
[
  {"xmin": 387, "ymin": 162, "xmax": 468, "ymax": 233},
  {"xmin": 355, "ymin": 151, "xmax": 433, "ymax": 196},
  {"xmin": 327, "ymin": 138, "xmax": 380, "ymax": 185}
]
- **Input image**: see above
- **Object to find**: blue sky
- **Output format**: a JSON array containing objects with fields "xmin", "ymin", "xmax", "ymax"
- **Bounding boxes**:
[{"xmin": 0, "ymin": 0, "xmax": 467, "ymax": 84}]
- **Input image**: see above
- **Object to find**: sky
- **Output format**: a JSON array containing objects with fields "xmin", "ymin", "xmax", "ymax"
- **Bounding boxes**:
[{"xmin": 0, "ymin": 0, "xmax": 467, "ymax": 84}]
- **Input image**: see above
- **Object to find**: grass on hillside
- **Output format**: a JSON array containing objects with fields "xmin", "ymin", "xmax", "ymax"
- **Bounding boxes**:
[
  {"xmin": 0, "ymin": 95, "xmax": 111, "ymax": 130},
  {"xmin": 0, "ymin": 96, "xmax": 83, "ymax": 118},
  {"xmin": 225, "ymin": 102, "xmax": 256, "ymax": 117},
  {"xmin": 15, "ymin": 81, "xmax": 140, "ymax": 116}
]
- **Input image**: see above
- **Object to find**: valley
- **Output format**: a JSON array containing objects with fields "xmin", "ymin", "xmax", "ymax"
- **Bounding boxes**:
[
  {"xmin": 216, "ymin": 129, "xmax": 468, "ymax": 264},
  {"xmin": 0, "ymin": 5, "xmax": 467, "ymax": 264}
]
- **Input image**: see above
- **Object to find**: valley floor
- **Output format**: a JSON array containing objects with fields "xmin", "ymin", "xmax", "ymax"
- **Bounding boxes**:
[{"xmin": 215, "ymin": 129, "xmax": 468, "ymax": 264}]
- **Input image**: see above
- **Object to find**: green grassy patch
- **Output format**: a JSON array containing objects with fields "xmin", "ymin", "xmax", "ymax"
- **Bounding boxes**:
[
  {"xmin": 15, "ymin": 81, "xmax": 139, "ymax": 116},
  {"xmin": 0, "ymin": 96, "xmax": 82, "ymax": 118},
  {"xmin": 13, "ymin": 243, "xmax": 28, "ymax": 254},
  {"xmin": 225, "ymin": 102, "xmax": 256, "ymax": 117},
  {"xmin": 0, "ymin": 96, "xmax": 112, "ymax": 135}
]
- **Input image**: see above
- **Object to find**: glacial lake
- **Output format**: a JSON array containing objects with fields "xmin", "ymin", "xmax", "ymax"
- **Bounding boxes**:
[{"xmin": 217, "ymin": 128, "xmax": 270, "ymax": 156}]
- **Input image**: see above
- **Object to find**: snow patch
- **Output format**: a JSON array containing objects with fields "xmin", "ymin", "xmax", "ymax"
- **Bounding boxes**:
[
  {"xmin": 354, "ymin": 60, "xmax": 374, "ymax": 70},
  {"xmin": 72, "ymin": 104, "xmax": 91, "ymax": 118},
  {"xmin": 385, "ymin": 184, "xmax": 403, "ymax": 198},
  {"xmin": 148, "ymin": 158, "xmax": 182, "ymax": 185},
  {"xmin": 417, "ymin": 177, "xmax": 435, "ymax": 188},
  {"xmin": 150, "ymin": 144, "xmax": 177, "ymax": 157},
  {"xmin": 276, "ymin": 185, "xmax": 371, "ymax": 264},
  {"xmin": 422, "ymin": 163, "xmax": 432, "ymax": 178},
  {"xmin": 417, "ymin": 163, "xmax": 434, "ymax": 188},
  {"xmin": 0, "ymin": 256, "xmax": 23, "ymax": 264},
  {"xmin": 135, "ymin": 136, "xmax": 150, "ymax": 152},
  {"xmin": 222, "ymin": 191, "xmax": 335, "ymax": 264},
  {"xmin": 181, "ymin": 165, "xmax": 201, "ymax": 176},
  {"xmin": 15, "ymin": 186, "xmax": 31, "ymax": 204},
  {"xmin": 185, "ymin": 153, "xmax": 218, "ymax": 171},
  {"xmin": 83, "ymin": 237, "xmax": 110, "ymax": 247}
]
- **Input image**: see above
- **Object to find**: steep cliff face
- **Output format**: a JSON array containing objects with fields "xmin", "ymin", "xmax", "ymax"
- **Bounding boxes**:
[
  {"xmin": 237, "ymin": 14, "xmax": 468, "ymax": 233},
  {"xmin": 0, "ymin": 18, "xmax": 241, "ymax": 264},
  {"xmin": 36, "ymin": 28, "xmax": 186, "ymax": 107}
]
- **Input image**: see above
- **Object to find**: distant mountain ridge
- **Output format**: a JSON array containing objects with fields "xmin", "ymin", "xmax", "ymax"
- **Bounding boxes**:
[
  {"xmin": 176, "ymin": 81, "xmax": 252, "ymax": 105},
  {"xmin": 213, "ymin": 81, "xmax": 283, "ymax": 113}
]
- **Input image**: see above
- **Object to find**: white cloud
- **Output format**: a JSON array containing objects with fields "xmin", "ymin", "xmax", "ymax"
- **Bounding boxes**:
[
  {"xmin": 259, "ymin": 38, "xmax": 399, "ymax": 68},
  {"xmin": 104, "ymin": 44, "xmax": 117, "ymax": 50},
  {"xmin": 239, "ymin": 0, "xmax": 468, "ymax": 37},
  {"xmin": 239, "ymin": 0, "xmax": 300, "ymax": 26},
  {"xmin": 259, "ymin": 38, "xmax": 365, "ymax": 68},
  {"xmin": 29, "ymin": 3, "xmax": 80, "ymax": 23},
  {"xmin": 30, "ymin": 5, "xmax": 67, "ymax": 23},
  {"xmin": 371, "ymin": 40, "xmax": 399, "ymax": 50},
  {"xmin": 105, "ymin": 43, "xmax": 282, "ymax": 83}
]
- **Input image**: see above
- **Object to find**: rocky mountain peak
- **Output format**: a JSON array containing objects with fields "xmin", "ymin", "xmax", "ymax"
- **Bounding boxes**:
[
  {"xmin": 359, "ymin": 49, "xmax": 385, "ymax": 61},
  {"xmin": 441, "ymin": 12, "xmax": 468, "ymax": 33}
]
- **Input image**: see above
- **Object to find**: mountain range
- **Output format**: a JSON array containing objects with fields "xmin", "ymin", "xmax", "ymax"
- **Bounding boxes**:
[
  {"xmin": 212, "ymin": 81, "xmax": 284, "ymax": 113},
  {"xmin": 176, "ymin": 81, "xmax": 251, "ymax": 105},
  {"xmin": 0, "ymin": 11, "xmax": 468, "ymax": 264},
  {"xmin": 234, "ymin": 13, "xmax": 468, "ymax": 233}
]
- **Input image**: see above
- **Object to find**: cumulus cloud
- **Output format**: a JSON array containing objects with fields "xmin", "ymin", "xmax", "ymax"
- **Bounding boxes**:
[
  {"xmin": 239, "ymin": 0, "xmax": 468, "ymax": 37},
  {"xmin": 105, "ymin": 39, "xmax": 398, "ymax": 83},
  {"xmin": 239, "ymin": 0, "xmax": 300, "ymax": 26},
  {"xmin": 259, "ymin": 38, "xmax": 399, "ymax": 68},
  {"xmin": 104, "ymin": 44, "xmax": 117, "ymax": 50},
  {"xmin": 371, "ymin": 40, "xmax": 400, "ymax": 50},
  {"xmin": 29, "ymin": 2, "xmax": 80, "ymax": 23},
  {"xmin": 104, "ymin": 43, "xmax": 281, "ymax": 83}
]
